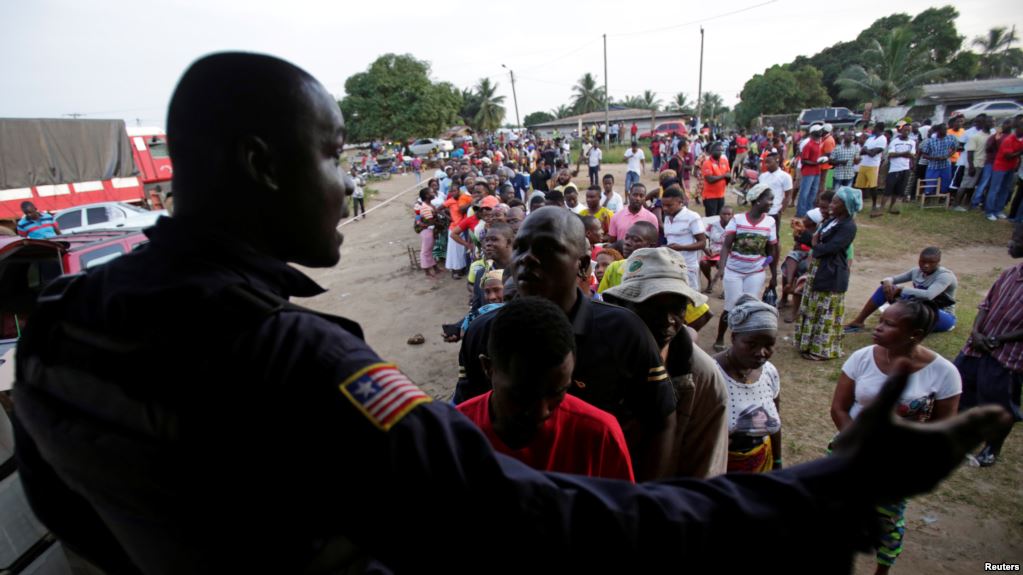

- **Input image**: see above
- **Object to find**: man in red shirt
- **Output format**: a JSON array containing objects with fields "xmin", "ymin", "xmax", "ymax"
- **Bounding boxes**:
[
  {"xmin": 630, "ymin": 122, "xmax": 638, "ymax": 143},
  {"xmin": 732, "ymin": 130, "xmax": 750, "ymax": 178},
  {"xmin": 456, "ymin": 296, "xmax": 635, "ymax": 481},
  {"xmin": 796, "ymin": 125, "xmax": 823, "ymax": 216},
  {"xmin": 701, "ymin": 142, "xmax": 731, "ymax": 217},
  {"xmin": 985, "ymin": 119, "xmax": 1023, "ymax": 221}
]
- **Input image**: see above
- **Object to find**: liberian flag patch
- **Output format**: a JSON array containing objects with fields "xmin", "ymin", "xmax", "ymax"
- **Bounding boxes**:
[{"xmin": 339, "ymin": 363, "xmax": 431, "ymax": 430}]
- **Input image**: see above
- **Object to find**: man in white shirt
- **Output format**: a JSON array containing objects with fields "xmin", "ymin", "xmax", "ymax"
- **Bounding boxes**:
[
  {"xmin": 951, "ymin": 114, "xmax": 982, "ymax": 197},
  {"xmin": 601, "ymin": 174, "xmax": 625, "ymax": 213},
  {"xmin": 661, "ymin": 186, "xmax": 706, "ymax": 290},
  {"xmin": 876, "ymin": 122, "xmax": 916, "ymax": 216},
  {"xmin": 758, "ymin": 152, "xmax": 793, "ymax": 229},
  {"xmin": 587, "ymin": 143, "xmax": 603, "ymax": 188},
  {"xmin": 624, "ymin": 140, "xmax": 646, "ymax": 196},
  {"xmin": 855, "ymin": 122, "xmax": 888, "ymax": 208}
]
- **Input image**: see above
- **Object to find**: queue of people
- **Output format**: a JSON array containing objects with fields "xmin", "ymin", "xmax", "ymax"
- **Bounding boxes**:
[{"xmin": 7, "ymin": 52, "xmax": 1017, "ymax": 575}]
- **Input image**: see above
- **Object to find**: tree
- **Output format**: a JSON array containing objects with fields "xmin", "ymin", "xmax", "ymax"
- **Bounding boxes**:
[
  {"xmin": 551, "ymin": 105, "xmax": 574, "ymax": 119},
  {"xmin": 459, "ymin": 88, "xmax": 481, "ymax": 127},
  {"xmin": 733, "ymin": 65, "xmax": 830, "ymax": 127},
  {"xmin": 523, "ymin": 111, "xmax": 555, "ymax": 127},
  {"xmin": 973, "ymin": 27, "xmax": 1023, "ymax": 78},
  {"xmin": 571, "ymin": 73, "xmax": 606, "ymax": 114},
  {"xmin": 835, "ymin": 27, "xmax": 947, "ymax": 107},
  {"xmin": 668, "ymin": 92, "xmax": 694, "ymax": 114},
  {"xmin": 472, "ymin": 78, "xmax": 506, "ymax": 133},
  {"xmin": 340, "ymin": 53, "xmax": 462, "ymax": 142},
  {"xmin": 698, "ymin": 92, "xmax": 728, "ymax": 121},
  {"xmin": 641, "ymin": 90, "xmax": 661, "ymax": 111}
]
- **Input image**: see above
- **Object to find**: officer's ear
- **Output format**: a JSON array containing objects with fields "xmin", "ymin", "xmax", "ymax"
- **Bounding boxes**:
[
  {"xmin": 577, "ymin": 254, "xmax": 591, "ymax": 279},
  {"xmin": 479, "ymin": 354, "xmax": 493, "ymax": 381},
  {"xmin": 238, "ymin": 135, "xmax": 278, "ymax": 192}
]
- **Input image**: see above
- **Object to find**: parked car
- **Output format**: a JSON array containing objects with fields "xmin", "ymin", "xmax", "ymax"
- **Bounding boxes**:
[
  {"xmin": 53, "ymin": 201, "xmax": 165, "ymax": 233},
  {"xmin": 408, "ymin": 138, "xmax": 454, "ymax": 156},
  {"xmin": 638, "ymin": 122, "xmax": 688, "ymax": 140},
  {"xmin": 951, "ymin": 100, "xmax": 1023, "ymax": 122},
  {"xmin": 798, "ymin": 107, "xmax": 860, "ymax": 129},
  {"xmin": 1, "ymin": 230, "xmax": 149, "ymax": 390}
]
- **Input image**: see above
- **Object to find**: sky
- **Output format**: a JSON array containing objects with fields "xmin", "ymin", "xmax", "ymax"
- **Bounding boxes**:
[{"xmin": 2, "ymin": 0, "xmax": 1020, "ymax": 130}]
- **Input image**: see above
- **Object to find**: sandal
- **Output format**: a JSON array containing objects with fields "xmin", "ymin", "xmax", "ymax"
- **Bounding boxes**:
[
  {"xmin": 800, "ymin": 352, "xmax": 828, "ymax": 361},
  {"xmin": 888, "ymin": 208, "xmax": 901, "ymax": 215},
  {"xmin": 869, "ymin": 208, "xmax": 884, "ymax": 218}
]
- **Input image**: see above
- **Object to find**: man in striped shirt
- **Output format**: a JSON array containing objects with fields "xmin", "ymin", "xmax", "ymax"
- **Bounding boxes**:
[
  {"xmin": 16, "ymin": 202, "xmax": 60, "ymax": 239},
  {"xmin": 955, "ymin": 222, "xmax": 1023, "ymax": 466}
]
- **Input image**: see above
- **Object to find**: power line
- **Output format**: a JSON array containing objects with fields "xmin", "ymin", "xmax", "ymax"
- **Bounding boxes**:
[{"xmin": 608, "ymin": 0, "xmax": 778, "ymax": 37}]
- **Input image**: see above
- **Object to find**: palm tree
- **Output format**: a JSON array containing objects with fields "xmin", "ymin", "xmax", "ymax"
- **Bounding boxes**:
[
  {"xmin": 835, "ymin": 27, "xmax": 946, "ymax": 107},
  {"xmin": 473, "ymin": 78, "xmax": 506, "ymax": 133},
  {"xmin": 973, "ymin": 26, "xmax": 1021, "ymax": 78},
  {"xmin": 551, "ymin": 105, "xmax": 574, "ymax": 119},
  {"xmin": 669, "ymin": 92, "xmax": 693, "ymax": 114},
  {"xmin": 619, "ymin": 95, "xmax": 647, "ymax": 109},
  {"xmin": 698, "ymin": 92, "xmax": 727, "ymax": 121},
  {"xmin": 972, "ymin": 26, "xmax": 1018, "ymax": 55},
  {"xmin": 641, "ymin": 90, "xmax": 662, "ymax": 111},
  {"xmin": 571, "ymin": 73, "xmax": 606, "ymax": 114}
]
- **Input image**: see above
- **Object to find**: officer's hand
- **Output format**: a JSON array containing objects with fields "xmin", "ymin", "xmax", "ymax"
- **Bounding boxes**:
[{"xmin": 831, "ymin": 358, "xmax": 1011, "ymax": 502}]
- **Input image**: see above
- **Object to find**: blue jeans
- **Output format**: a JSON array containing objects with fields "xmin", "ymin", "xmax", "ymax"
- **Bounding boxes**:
[
  {"xmin": 625, "ymin": 170, "xmax": 640, "ymax": 194},
  {"xmin": 653, "ymin": 156, "xmax": 661, "ymax": 172},
  {"xmin": 986, "ymin": 169, "xmax": 1014, "ymax": 217},
  {"xmin": 923, "ymin": 165, "xmax": 951, "ymax": 195},
  {"xmin": 796, "ymin": 174, "xmax": 820, "ymax": 217},
  {"xmin": 970, "ymin": 164, "xmax": 994, "ymax": 208},
  {"xmin": 868, "ymin": 286, "xmax": 956, "ymax": 332}
]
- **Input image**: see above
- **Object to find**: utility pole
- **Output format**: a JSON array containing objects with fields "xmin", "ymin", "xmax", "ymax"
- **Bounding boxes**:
[
  {"xmin": 63, "ymin": 113, "xmax": 84, "ymax": 119},
  {"xmin": 696, "ymin": 26, "xmax": 704, "ymax": 132},
  {"xmin": 603, "ymin": 34, "xmax": 610, "ymax": 146},
  {"xmin": 502, "ymin": 64, "xmax": 521, "ymax": 130}
]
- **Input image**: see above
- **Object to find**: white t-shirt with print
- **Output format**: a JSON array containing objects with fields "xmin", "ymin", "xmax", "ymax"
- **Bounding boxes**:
[
  {"xmin": 719, "ymin": 361, "xmax": 781, "ymax": 436},
  {"xmin": 886, "ymin": 137, "xmax": 917, "ymax": 173},
  {"xmin": 724, "ymin": 212, "xmax": 778, "ymax": 275},
  {"xmin": 624, "ymin": 148, "xmax": 646, "ymax": 174},
  {"xmin": 842, "ymin": 345, "xmax": 962, "ymax": 422},
  {"xmin": 588, "ymin": 147, "xmax": 603, "ymax": 167},
  {"xmin": 860, "ymin": 135, "xmax": 888, "ymax": 168},
  {"xmin": 758, "ymin": 168, "xmax": 793, "ymax": 216}
]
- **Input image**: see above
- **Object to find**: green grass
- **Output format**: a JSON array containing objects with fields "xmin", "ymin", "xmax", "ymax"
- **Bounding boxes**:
[{"xmin": 765, "ymin": 208, "xmax": 1023, "ymax": 536}]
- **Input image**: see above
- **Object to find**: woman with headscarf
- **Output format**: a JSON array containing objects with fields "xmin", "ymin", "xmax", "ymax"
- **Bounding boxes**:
[
  {"xmin": 795, "ymin": 186, "xmax": 861, "ymax": 361},
  {"xmin": 712, "ymin": 294, "xmax": 782, "ymax": 473}
]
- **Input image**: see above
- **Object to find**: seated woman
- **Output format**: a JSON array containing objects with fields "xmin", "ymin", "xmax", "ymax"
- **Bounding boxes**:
[
  {"xmin": 830, "ymin": 299, "xmax": 961, "ymax": 574},
  {"xmin": 712, "ymin": 294, "xmax": 783, "ymax": 473},
  {"xmin": 699, "ymin": 205, "xmax": 734, "ymax": 295},
  {"xmin": 844, "ymin": 246, "xmax": 958, "ymax": 334}
]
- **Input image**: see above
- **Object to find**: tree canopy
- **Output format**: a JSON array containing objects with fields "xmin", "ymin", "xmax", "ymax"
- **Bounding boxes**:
[
  {"xmin": 339, "ymin": 54, "xmax": 461, "ymax": 142},
  {"xmin": 523, "ymin": 111, "xmax": 555, "ymax": 127},
  {"xmin": 733, "ymin": 65, "xmax": 830, "ymax": 127},
  {"xmin": 571, "ymin": 73, "xmax": 606, "ymax": 114}
]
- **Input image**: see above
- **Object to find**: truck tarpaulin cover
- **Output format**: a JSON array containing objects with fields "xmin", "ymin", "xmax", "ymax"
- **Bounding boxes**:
[{"xmin": 0, "ymin": 118, "xmax": 137, "ymax": 189}]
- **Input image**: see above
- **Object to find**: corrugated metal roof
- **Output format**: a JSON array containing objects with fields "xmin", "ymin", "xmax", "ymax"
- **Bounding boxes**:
[
  {"xmin": 919, "ymin": 78, "xmax": 1023, "ymax": 103},
  {"xmin": 531, "ymin": 108, "xmax": 688, "ymax": 129}
]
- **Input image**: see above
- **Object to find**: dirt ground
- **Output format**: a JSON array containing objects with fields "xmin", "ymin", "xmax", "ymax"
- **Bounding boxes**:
[{"xmin": 294, "ymin": 165, "xmax": 1021, "ymax": 573}]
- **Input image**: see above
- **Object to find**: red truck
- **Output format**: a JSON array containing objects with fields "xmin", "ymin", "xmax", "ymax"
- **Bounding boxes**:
[{"xmin": 0, "ymin": 119, "xmax": 173, "ymax": 226}]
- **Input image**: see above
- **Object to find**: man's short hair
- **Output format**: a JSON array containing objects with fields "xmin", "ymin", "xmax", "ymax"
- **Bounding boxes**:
[
  {"xmin": 20, "ymin": 201, "xmax": 35, "ymax": 211},
  {"xmin": 488, "ymin": 297, "xmax": 575, "ymax": 374},
  {"xmin": 546, "ymin": 190, "xmax": 565, "ymax": 204},
  {"xmin": 487, "ymin": 222, "xmax": 514, "ymax": 240},
  {"xmin": 662, "ymin": 185, "xmax": 684, "ymax": 200},
  {"xmin": 628, "ymin": 182, "xmax": 646, "ymax": 194},
  {"xmin": 603, "ymin": 173, "xmax": 614, "ymax": 182},
  {"xmin": 628, "ymin": 220, "xmax": 659, "ymax": 244},
  {"xmin": 920, "ymin": 246, "xmax": 941, "ymax": 259}
]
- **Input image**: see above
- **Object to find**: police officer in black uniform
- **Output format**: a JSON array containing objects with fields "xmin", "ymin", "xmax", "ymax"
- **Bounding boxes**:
[{"xmin": 12, "ymin": 52, "xmax": 1011, "ymax": 575}]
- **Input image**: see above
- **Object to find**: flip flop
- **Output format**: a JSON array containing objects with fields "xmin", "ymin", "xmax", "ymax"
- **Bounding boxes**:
[
  {"xmin": 869, "ymin": 209, "xmax": 883, "ymax": 218},
  {"xmin": 888, "ymin": 208, "xmax": 901, "ymax": 215}
]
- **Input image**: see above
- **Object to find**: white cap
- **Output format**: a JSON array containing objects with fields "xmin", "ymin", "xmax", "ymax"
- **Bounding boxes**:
[
  {"xmin": 823, "ymin": 123, "xmax": 833, "ymax": 132},
  {"xmin": 809, "ymin": 125, "xmax": 823, "ymax": 133},
  {"xmin": 807, "ymin": 208, "xmax": 824, "ymax": 224}
]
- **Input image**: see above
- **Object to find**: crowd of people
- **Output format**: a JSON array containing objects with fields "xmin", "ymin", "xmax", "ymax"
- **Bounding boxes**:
[
  {"xmin": 9, "ymin": 52, "xmax": 1016, "ymax": 574},
  {"xmin": 407, "ymin": 117, "xmax": 1022, "ymax": 574}
]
